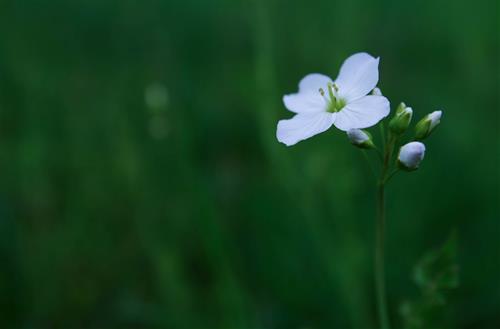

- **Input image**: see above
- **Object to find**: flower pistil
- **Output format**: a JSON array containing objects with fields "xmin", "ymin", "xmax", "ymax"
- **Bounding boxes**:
[{"xmin": 319, "ymin": 83, "xmax": 346, "ymax": 113}]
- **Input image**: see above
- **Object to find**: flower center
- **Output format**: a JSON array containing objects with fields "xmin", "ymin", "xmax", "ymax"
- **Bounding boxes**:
[{"xmin": 319, "ymin": 83, "xmax": 346, "ymax": 113}]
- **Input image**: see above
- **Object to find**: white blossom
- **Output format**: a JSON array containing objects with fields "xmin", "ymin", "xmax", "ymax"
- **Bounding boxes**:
[{"xmin": 277, "ymin": 52, "xmax": 390, "ymax": 146}]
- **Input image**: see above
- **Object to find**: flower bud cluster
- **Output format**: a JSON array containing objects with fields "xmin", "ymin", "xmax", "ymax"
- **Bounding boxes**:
[
  {"xmin": 396, "ymin": 109, "xmax": 442, "ymax": 171},
  {"xmin": 345, "ymin": 95, "xmax": 443, "ymax": 173}
]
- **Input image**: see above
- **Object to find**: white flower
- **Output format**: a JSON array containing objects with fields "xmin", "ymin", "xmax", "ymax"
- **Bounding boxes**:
[
  {"xmin": 398, "ymin": 142, "xmax": 426, "ymax": 170},
  {"xmin": 276, "ymin": 52, "xmax": 390, "ymax": 146}
]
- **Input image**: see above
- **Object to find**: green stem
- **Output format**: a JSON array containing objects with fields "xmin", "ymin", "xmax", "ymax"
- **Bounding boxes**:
[
  {"xmin": 384, "ymin": 134, "xmax": 396, "ymax": 173},
  {"xmin": 375, "ymin": 147, "xmax": 384, "ymax": 162},
  {"xmin": 379, "ymin": 122, "xmax": 386, "ymax": 149},
  {"xmin": 374, "ymin": 131, "xmax": 396, "ymax": 329},
  {"xmin": 361, "ymin": 150, "xmax": 377, "ymax": 179},
  {"xmin": 383, "ymin": 169, "xmax": 399, "ymax": 184},
  {"xmin": 375, "ymin": 182, "xmax": 390, "ymax": 329}
]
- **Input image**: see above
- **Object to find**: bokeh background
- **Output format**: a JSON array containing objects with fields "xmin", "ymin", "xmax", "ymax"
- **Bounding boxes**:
[{"xmin": 0, "ymin": 0, "xmax": 498, "ymax": 328}]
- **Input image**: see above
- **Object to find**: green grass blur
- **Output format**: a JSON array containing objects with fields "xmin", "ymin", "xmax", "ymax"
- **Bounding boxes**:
[{"xmin": 0, "ymin": 0, "xmax": 498, "ymax": 328}]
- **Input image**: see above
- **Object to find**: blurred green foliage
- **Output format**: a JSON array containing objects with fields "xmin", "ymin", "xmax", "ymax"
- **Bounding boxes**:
[
  {"xmin": 400, "ymin": 232, "xmax": 459, "ymax": 328},
  {"xmin": 0, "ymin": 0, "xmax": 498, "ymax": 328}
]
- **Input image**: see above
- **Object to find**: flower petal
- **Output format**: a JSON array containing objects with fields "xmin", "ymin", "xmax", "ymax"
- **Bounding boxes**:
[
  {"xmin": 283, "ymin": 93, "xmax": 325, "ymax": 113},
  {"xmin": 283, "ymin": 73, "xmax": 332, "ymax": 113},
  {"xmin": 334, "ymin": 52, "xmax": 380, "ymax": 102},
  {"xmin": 333, "ymin": 95, "xmax": 390, "ymax": 131},
  {"xmin": 298, "ymin": 73, "xmax": 333, "ymax": 93},
  {"xmin": 277, "ymin": 112, "xmax": 336, "ymax": 146}
]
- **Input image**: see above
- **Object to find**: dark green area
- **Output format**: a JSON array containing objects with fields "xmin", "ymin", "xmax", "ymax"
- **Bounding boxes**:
[{"xmin": 0, "ymin": 0, "xmax": 498, "ymax": 328}]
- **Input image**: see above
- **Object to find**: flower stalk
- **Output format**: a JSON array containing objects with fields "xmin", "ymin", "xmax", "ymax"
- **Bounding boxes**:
[
  {"xmin": 376, "ymin": 181, "xmax": 389, "ymax": 329},
  {"xmin": 374, "ymin": 131, "xmax": 397, "ymax": 329},
  {"xmin": 277, "ymin": 52, "xmax": 443, "ymax": 329}
]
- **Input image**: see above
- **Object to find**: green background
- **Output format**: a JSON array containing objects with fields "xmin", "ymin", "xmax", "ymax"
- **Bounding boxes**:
[{"xmin": 0, "ymin": 0, "xmax": 498, "ymax": 328}]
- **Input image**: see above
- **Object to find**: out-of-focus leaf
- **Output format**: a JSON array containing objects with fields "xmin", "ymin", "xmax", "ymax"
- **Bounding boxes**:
[
  {"xmin": 400, "ymin": 232, "xmax": 459, "ymax": 329},
  {"xmin": 414, "ymin": 232, "xmax": 459, "ymax": 294}
]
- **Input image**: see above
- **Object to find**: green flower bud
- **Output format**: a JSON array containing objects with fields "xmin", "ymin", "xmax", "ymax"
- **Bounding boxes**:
[
  {"xmin": 347, "ymin": 129, "xmax": 375, "ymax": 149},
  {"xmin": 415, "ymin": 110, "xmax": 442, "ymax": 140},
  {"xmin": 395, "ymin": 102, "xmax": 407, "ymax": 115},
  {"xmin": 389, "ymin": 104, "xmax": 413, "ymax": 135},
  {"xmin": 371, "ymin": 87, "xmax": 382, "ymax": 96}
]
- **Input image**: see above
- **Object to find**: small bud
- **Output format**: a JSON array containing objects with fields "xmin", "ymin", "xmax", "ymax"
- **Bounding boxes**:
[
  {"xmin": 371, "ymin": 87, "xmax": 382, "ymax": 96},
  {"xmin": 395, "ymin": 102, "xmax": 407, "ymax": 115},
  {"xmin": 398, "ymin": 142, "xmax": 426, "ymax": 171},
  {"xmin": 389, "ymin": 105, "xmax": 413, "ymax": 135},
  {"xmin": 415, "ymin": 110, "xmax": 442, "ymax": 140},
  {"xmin": 347, "ymin": 129, "xmax": 375, "ymax": 149}
]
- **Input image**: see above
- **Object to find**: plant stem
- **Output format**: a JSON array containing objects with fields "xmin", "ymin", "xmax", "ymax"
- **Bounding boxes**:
[
  {"xmin": 375, "ymin": 182, "xmax": 390, "ymax": 329},
  {"xmin": 361, "ymin": 150, "xmax": 377, "ymax": 179},
  {"xmin": 375, "ymin": 132, "xmax": 395, "ymax": 329},
  {"xmin": 383, "ymin": 169, "xmax": 399, "ymax": 184},
  {"xmin": 379, "ymin": 122, "xmax": 386, "ymax": 148}
]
